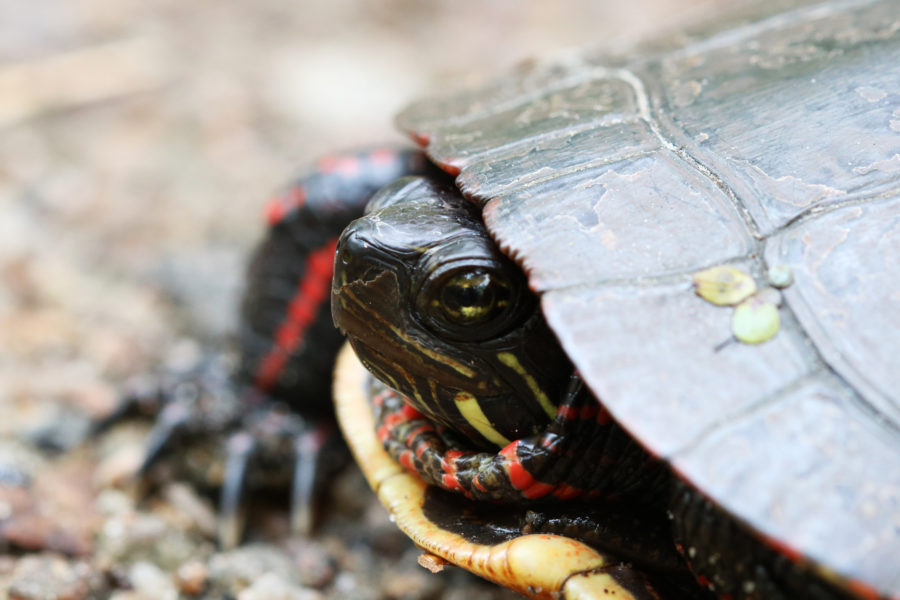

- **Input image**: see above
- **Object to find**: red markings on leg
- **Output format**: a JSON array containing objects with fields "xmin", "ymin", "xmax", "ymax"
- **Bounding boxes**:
[
  {"xmin": 405, "ymin": 424, "xmax": 434, "ymax": 450},
  {"xmin": 368, "ymin": 147, "xmax": 398, "ymax": 166},
  {"xmin": 501, "ymin": 439, "xmax": 591, "ymax": 500},
  {"xmin": 596, "ymin": 406, "xmax": 612, "ymax": 425},
  {"xmin": 254, "ymin": 238, "xmax": 338, "ymax": 391},
  {"xmin": 317, "ymin": 154, "xmax": 361, "ymax": 176},
  {"xmin": 845, "ymin": 580, "xmax": 884, "ymax": 600},
  {"xmin": 500, "ymin": 441, "xmax": 553, "ymax": 499},
  {"xmin": 555, "ymin": 402, "xmax": 599, "ymax": 422},
  {"xmin": 551, "ymin": 483, "xmax": 582, "ymax": 500},
  {"xmin": 440, "ymin": 449, "xmax": 464, "ymax": 492},
  {"xmin": 266, "ymin": 185, "xmax": 307, "ymax": 226},
  {"xmin": 399, "ymin": 450, "xmax": 415, "ymax": 471}
]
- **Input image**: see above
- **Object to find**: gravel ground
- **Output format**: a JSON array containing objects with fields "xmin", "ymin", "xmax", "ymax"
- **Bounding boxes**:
[{"xmin": 0, "ymin": 2, "xmax": 718, "ymax": 598}]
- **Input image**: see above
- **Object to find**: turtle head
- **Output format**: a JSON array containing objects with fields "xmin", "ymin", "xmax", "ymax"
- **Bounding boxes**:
[{"xmin": 332, "ymin": 176, "xmax": 571, "ymax": 449}]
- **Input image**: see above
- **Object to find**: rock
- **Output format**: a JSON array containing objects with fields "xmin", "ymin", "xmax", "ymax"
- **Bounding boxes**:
[
  {"xmin": 238, "ymin": 572, "xmax": 323, "ymax": 600},
  {"xmin": 174, "ymin": 560, "xmax": 208, "ymax": 596},
  {"xmin": 0, "ymin": 458, "xmax": 97, "ymax": 556},
  {"xmin": 96, "ymin": 509, "xmax": 210, "ymax": 571},
  {"xmin": 282, "ymin": 538, "xmax": 335, "ymax": 589},
  {"xmin": 159, "ymin": 482, "xmax": 218, "ymax": 538},
  {"xmin": 6, "ymin": 554, "xmax": 103, "ymax": 600},
  {"xmin": 128, "ymin": 561, "xmax": 179, "ymax": 600},
  {"xmin": 207, "ymin": 543, "xmax": 297, "ymax": 592}
]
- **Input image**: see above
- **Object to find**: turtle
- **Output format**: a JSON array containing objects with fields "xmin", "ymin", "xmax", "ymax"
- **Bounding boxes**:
[
  {"xmin": 321, "ymin": 0, "xmax": 900, "ymax": 598},
  {"xmin": 99, "ymin": 0, "xmax": 897, "ymax": 596}
]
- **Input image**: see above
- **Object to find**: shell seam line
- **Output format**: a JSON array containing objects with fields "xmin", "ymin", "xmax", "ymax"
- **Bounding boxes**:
[
  {"xmin": 469, "ymin": 147, "xmax": 657, "ymax": 200},
  {"xmin": 412, "ymin": 65, "xmax": 642, "ymax": 129},
  {"xmin": 615, "ymin": 66, "xmax": 764, "ymax": 241},
  {"xmin": 659, "ymin": 0, "xmax": 883, "ymax": 65},
  {"xmin": 536, "ymin": 252, "xmax": 756, "ymax": 295},
  {"xmin": 667, "ymin": 369, "xmax": 828, "ymax": 460},
  {"xmin": 453, "ymin": 113, "xmax": 645, "ymax": 175},
  {"xmin": 610, "ymin": 68, "xmax": 895, "ymax": 444},
  {"xmin": 618, "ymin": 67, "xmax": 900, "ymax": 440},
  {"xmin": 771, "ymin": 186, "xmax": 900, "ymax": 238}
]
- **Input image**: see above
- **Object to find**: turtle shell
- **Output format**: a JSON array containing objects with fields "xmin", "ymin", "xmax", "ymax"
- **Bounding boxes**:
[{"xmin": 396, "ymin": 0, "xmax": 900, "ymax": 596}]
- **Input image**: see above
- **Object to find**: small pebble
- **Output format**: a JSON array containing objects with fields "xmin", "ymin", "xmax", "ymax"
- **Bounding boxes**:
[
  {"xmin": 237, "ymin": 572, "xmax": 323, "ymax": 600},
  {"xmin": 381, "ymin": 564, "xmax": 436, "ymax": 598},
  {"xmin": 175, "ymin": 560, "xmax": 208, "ymax": 595},
  {"xmin": 417, "ymin": 552, "xmax": 447, "ymax": 573},
  {"xmin": 92, "ymin": 443, "xmax": 144, "ymax": 488},
  {"xmin": 129, "ymin": 561, "xmax": 178, "ymax": 600},
  {"xmin": 285, "ymin": 540, "xmax": 335, "ymax": 588},
  {"xmin": 208, "ymin": 543, "xmax": 297, "ymax": 591},
  {"xmin": 161, "ymin": 483, "xmax": 218, "ymax": 537},
  {"xmin": 7, "ymin": 555, "xmax": 96, "ymax": 600},
  {"xmin": 97, "ymin": 511, "xmax": 201, "ymax": 571}
]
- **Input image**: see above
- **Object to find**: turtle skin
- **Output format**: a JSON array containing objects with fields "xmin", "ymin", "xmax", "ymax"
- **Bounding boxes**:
[{"xmin": 332, "ymin": 0, "xmax": 900, "ymax": 598}]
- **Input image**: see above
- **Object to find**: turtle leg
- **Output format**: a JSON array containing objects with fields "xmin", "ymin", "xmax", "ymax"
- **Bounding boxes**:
[
  {"xmin": 102, "ymin": 364, "xmax": 345, "ymax": 548},
  {"xmin": 373, "ymin": 374, "xmax": 669, "ymax": 504},
  {"xmin": 94, "ymin": 148, "xmax": 442, "ymax": 545},
  {"xmin": 335, "ymin": 344, "xmax": 686, "ymax": 600},
  {"xmin": 215, "ymin": 405, "xmax": 345, "ymax": 548},
  {"xmin": 370, "ymin": 377, "xmax": 709, "ymax": 599},
  {"xmin": 371, "ymin": 376, "xmax": 710, "ymax": 596}
]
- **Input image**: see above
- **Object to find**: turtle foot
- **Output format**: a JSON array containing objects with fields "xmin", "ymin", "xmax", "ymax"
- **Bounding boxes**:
[
  {"xmin": 215, "ymin": 409, "xmax": 345, "ymax": 548},
  {"xmin": 93, "ymin": 354, "xmax": 346, "ymax": 548}
]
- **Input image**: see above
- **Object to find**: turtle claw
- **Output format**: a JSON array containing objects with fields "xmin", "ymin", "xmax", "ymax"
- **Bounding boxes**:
[
  {"xmin": 137, "ymin": 400, "xmax": 193, "ymax": 476},
  {"xmin": 289, "ymin": 423, "xmax": 341, "ymax": 537},
  {"xmin": 215, "ymin": 413, "xmax": 346, "ymax": 546},
  {"xmin": 92, "ymin": 357, "xmax": 345, "ymax": 547},
  {"xmin": 218, "ymin": 431, "xmax": 256, "ymax": 549},
  {"xmin": 289, "ymin": 430, "xmax": 319, "ymax": 537},
  {"xmin": 90, "ymin": 375, "xmax": 165, "ymax": 437}
]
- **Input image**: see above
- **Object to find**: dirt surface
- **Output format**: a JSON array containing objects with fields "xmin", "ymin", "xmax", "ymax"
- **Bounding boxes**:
[{"xmin": 0, "ymin": 2, "xmax": 719, "ymax": 598}]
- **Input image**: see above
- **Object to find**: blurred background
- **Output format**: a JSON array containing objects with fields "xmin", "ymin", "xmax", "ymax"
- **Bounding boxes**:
[{"xmin": 0, "ymin": 1, "xmax": 723, "ymax": 598}]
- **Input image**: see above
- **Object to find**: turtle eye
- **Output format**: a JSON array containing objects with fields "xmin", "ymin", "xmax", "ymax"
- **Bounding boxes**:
[
  {"xmin": 418, "ymin": 266, "xmax": 527, "ymax": 341},
  {"xmin": 439, "ymin": 270, "xmax": 511, "ymax": 325}
]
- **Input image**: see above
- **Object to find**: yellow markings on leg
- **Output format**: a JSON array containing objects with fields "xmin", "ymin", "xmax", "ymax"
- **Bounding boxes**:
[
  {"xmin": 496, "ymin": 352, "xmax": 557, "ymax": 419},
  {"xmin": 454, "ymin": 391, "xmax": 511, "ymax": 448}
]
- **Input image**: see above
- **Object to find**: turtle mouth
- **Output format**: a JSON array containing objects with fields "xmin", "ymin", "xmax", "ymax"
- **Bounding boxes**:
[
  {"xmin": 334, "ymin": 269, "xmax": 552, "ymax": 447},
  {"xmin": 347, "ymin": 336, "xmax": 533, "ymax": 449},
  {"xmin": 333, "ymin": 270, "xmax": 495, "ymax": 395}
]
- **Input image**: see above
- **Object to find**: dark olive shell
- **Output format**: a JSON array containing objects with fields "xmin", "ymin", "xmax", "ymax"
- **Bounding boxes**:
[{"xmin": 396, "ymin": 0, "xmax": 900, "ymax": 596}]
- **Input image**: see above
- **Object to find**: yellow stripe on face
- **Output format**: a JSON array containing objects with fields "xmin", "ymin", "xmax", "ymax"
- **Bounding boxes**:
[
  {"xmin": 454, "ymin": 391, "xmax": 511, "ymax": 447},
  {"xmin": 496, "ymin": 352, "xmax": 557, "ymax": 419},
  {"xmin": 341, "ymin": 288, "xmax": 476, "ymax": 379}
]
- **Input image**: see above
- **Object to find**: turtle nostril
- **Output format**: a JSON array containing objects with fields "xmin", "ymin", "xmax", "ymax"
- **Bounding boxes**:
[{"xmin": 336, "ymin": 230, "xmax": 384, "ymax": 284}]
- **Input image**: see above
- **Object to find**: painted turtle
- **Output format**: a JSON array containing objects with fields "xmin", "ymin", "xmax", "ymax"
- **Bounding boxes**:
[{"xmin": 326, "ymin": 0, "xmax": 900, "ymax": 598}]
